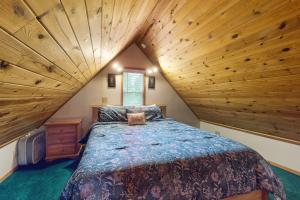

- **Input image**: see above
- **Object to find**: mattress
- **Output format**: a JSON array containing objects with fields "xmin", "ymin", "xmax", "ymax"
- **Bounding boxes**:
[{"xmin": 60, "ymin": 119, "xmax": 285, "ymax": 200}]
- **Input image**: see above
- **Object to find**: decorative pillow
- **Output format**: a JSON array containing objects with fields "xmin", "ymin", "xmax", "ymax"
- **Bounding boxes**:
[
  {"xmin": 98, "ymin": 106, "xmax": 128, "ymax": 122},
  {"xmin": 126, "ymin": 105, "xmax": 163, "ymax": 121},
  {"xmin": 127, "ymin": 113, "xmax": 146, "ymax": 125}
]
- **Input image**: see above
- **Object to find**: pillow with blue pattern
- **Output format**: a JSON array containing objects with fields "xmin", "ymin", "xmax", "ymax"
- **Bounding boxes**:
[
  {"xmin": 98, "ymin": 106, "xmax": 129, "ymax": 122},
  {"xmin": 126, "ymin": 105, "xmax": 163, "ymax": 121}
]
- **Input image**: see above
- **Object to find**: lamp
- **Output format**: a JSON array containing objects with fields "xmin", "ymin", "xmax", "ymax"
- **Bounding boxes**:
[
  {"xmin": 146, "ymin": 68, "xmax": 153, "ymax": 75},
  {"xmin": 112, "ymin": 62, "xmax": 123, "ymax": 73},
  {"xmin": 146, "ymin": 66, "xmax": 158, "ymax": 75}
]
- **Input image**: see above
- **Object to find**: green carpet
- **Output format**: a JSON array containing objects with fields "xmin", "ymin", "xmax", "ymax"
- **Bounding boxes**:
[
  {"xmin": 269, "ymin": 166, "xmax": 300, "ymax": 200},
  {"xmin": 0, "ymin": 159, "xmax": 78, "ymax": 200},
  {"xmin": 0, "ymin": 160, "xmax": 299, "ymax": 200}
]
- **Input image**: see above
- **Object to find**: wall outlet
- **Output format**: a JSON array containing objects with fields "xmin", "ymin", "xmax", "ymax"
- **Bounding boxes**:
[{"xmin": 102, "ymin": 97, "xmax": 108, "ymax": 105}]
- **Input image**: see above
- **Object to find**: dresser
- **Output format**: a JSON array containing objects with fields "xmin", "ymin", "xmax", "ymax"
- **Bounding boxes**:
[{"xmin": 45, "ymin": 118, "xmax": 83, "ymax": 161}]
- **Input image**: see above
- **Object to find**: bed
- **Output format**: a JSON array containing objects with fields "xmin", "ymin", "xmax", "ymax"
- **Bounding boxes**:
[{"xmin": 60, "ymin": 106, "xmax": 285, "ymax": 200}]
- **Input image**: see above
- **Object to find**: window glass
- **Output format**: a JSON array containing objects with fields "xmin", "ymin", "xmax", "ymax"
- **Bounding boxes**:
[{"xmin": 123, "ymin": 72, "xmax": 144, "ymax": 106}]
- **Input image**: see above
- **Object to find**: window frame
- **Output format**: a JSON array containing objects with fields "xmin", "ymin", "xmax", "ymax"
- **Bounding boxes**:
[{"xmin": 121, "ymin": 68, "xmax": 146, "ymax": 106}]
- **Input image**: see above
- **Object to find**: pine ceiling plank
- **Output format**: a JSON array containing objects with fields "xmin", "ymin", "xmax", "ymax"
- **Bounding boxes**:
[
  {"xmin": 150, "ymin": 1, "xmax": 249, "ymax": 59},
  {"xmin": 0, "ymin": 108, "xmax": 57, "ymax": 125},
  {"xmin": 143, "ymin": 0, "xmax": 201, "ymax": 47},
  {"xmin": 0, "ymin": 0, "xmax": 86, "ymax": 84},
  {"xmin": 199, "ymin": 17, "xmax": 300, "ymax": 67},
  {"xmin": 170, "ymin": 66, "xmax": 300, "ymax": 89},
  {"xmin": 14, "ymin": 19, "xmax": 87, "ymax": 84},
  {"xmin": 157, "ymin": 1, "xmax": 300, "ymax": 66},
  {"xmin": 179, "ymin": 85, "xmax": 300, "ymax": 99},
  {"xmin": 111, "ymin": 0, "xmax": 158, "ymax": 58},
  {"xmin": 99, "ymin": 0, "xmax": 158, "ymax": 68},
  {"xmin": 0, "ymin": 119, "xmax": 46, "ymax": 146},
  {"xmin": 185, "ymin": 97, "xmax": 300, "ymax": 108},
  {"xmin": 25, "ymin": 0, "xmax": 93, "ymax": 79},
  {"xmin": 0, "ymin": 110, "xmax": 57, "ymax": 141},
  {"xmin": 105, "ymin": 0, "xmax": 135, "ymax": 59},
  {"xmin": 185, "ymin": 97, "xmax": 300, "ymax": 118},
  {"xmin": 166, "ymin": 36, "xmax": 300, "ymax": 82},
  {"xmin": 0, "ymin": 105, "xmax": 60, "ymax": 128},
  {"xmin": 0, "ymin": 62, "xmax": 77, "ymax": 91},
  {"xmin": 0, "ymin": 28, "xmax": 80, "ymax": 88},
  {"xmin": 0, "ymin": 0, "xmax": 164, "ymax": 146},
  {"xmin": 101, "ymin": 0, "xmax": 115, "ymax": 65},
  {"xmin": 150, "ymin": 0, "xmax": 270, "ymax": 59},
  {"xmin": 106, "ymin": 0, "xmax": 128, "ymax": 54},
  {"xmin": 165, "ymin": 25, "xmax": 300, "ymax": 75},
  {"xmin": 0, "ymin": 96, "xmax": 68, "ymax": 144},
  {"xmin": 86, "ymin": 0, "xmax": 102, "ymax": 71},
  {"xmin": 182, "ymin": 88, "xmax": 300, "ymax": 98},
  {"xmin": 136, "ymin": 0, "xmax": 175, "ymax": 43},
  {"xmin": 176, "ymin": 74, "xmax": 300, "ymax": 93},
  {"xmin": 0, "ymin": 82, "xmax": 70, "ymax": 98},
  {"xmin": 0, "ymin": 0, "xmax": 34, "ymax": 33},
  {"xmin": 166, "ymin": 36, "xmax": 300, "ymax": 85},
  {"xmin": 0, "ymin": 96, "xmax": 70, "ymax": 107},
  {"xmin": 23, "ymin": 0, "xmax": 58, "ymax": 16},
  {"xmin": 195, "ymin": 115, "xmax": 299, "ymax": 144},
  {"xmin": 0, "ymin": 97, "xmax": 67, "ymax": 122},
  {"xmin": 140, "ymin": 0, "xmax": 192, "ymax": 46},
  {"xmin": 140, "ymin": 0, "xmax": 235, "ymax": 63},
  {"xmin": 138, "ymin": 0, "xmax": 300, "ymax": 143},
  {"xmin": 61, "ymin": 0, "xmax": 97, "ymax": 75},
  {"xmin": 106, "ymin": 0, "xmax": 137, "ymax": 59},
  {"xmin": 170, "ymin": 72, "xmax": 300, "ymax": 93},
  {"xmin": 128, "ymin": 0, "xmax": 159, "ymax": 36},
  {"xmin": 191, "ymin": 106, "xmax": 300, "ymax": 142},
  {"xmin": 193, "ymin": 106, "xmax": 298, "ymax": 130}
]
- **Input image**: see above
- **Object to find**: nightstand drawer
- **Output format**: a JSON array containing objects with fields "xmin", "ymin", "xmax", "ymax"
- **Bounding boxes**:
[
  {"xmin": 47, "ymin": 134, "xmax": 76, "ymax": 145},
  {"xmin": 47, "ymin": 144, "xmax": 76, "ymax": 156},
  {"xmin": 45, "ymin": 118, "xmax": 82, "ymax": 161},
  {"xmin": 47, "ymin": 125, "xmax": 76, "ymax": 135}
]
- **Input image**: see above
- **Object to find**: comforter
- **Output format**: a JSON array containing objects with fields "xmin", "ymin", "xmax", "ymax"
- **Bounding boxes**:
[{"xmin": 60, "ymin": 119, "xmax": 285, "ymax": 200}]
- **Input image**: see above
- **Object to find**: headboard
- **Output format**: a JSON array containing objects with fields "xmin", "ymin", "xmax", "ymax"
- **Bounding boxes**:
[{"xmin": 91, "ymin": 105, "xmax": 167, "ymax": 123}]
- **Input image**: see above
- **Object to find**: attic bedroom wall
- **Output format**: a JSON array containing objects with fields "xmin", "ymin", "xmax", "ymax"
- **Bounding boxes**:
[
  {"xmin": 50, "ymin": 44, "xmax": 199, "ymax": 131},
  {"xmin": 200, "ymin": 121, "xmax": 300, "ymax": 172}
]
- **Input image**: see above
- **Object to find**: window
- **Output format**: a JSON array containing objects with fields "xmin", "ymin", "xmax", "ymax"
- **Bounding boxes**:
[{"xmin": 123, "ymin": 72, "xmax": 144, "ymax": 106}]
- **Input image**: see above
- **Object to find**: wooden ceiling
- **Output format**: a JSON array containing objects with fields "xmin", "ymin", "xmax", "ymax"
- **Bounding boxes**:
[
  {"xmin": 0, "ymin": 0, "xmax": 300, "ymax": 146},
  {"xmin": 137, "ymin": 0, "xmax": 300, "ymax": 144},
  {"xmin": 0, "ymin": 0, "xmax": 158, "ymax": 146}
]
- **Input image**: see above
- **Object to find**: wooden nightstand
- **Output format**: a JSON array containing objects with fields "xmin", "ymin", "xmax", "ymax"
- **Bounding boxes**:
[{"xmin": 45, "ymin": 118, "xmax": 83, "ymax": 161}]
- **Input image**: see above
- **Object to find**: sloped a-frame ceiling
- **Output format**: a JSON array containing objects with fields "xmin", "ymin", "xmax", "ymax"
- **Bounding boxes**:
[
  {"xmin": 136, "ymin": 0, "xmax": 300, "ymax": 144},
  {"xmin": 0, "ymin": 0, "xmax": 159, "ymax": 146},
  {"xmin": 0, "ymin": 0, "xmax": 300, "ymax": 146}
]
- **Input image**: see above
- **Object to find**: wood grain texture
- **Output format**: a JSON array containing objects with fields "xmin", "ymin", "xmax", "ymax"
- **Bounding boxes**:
[
  {"xmin": 45, "ymin": 118, "xmax": 82, "ymax": 161},
  {"xmin": 1, "ymin": 0, "xmax": 299, "ymax": 145},
  {"xmin": 137, "ymin": 0, "xmax": 300, "ymax": 143},
  {"xmin": 26, "ymin": 0, "xmax": 93, "ymax": 79},
  {"xmin": 0, "ymin": 0, "xmax": 158, "ymax": 146},
  {"xmin": 224, "ymin": 190, "xmax": 267, "ymax": 200}
]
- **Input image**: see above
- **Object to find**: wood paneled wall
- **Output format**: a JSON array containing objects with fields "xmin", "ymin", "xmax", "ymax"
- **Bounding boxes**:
[
  {"xmin": 137, "ymin": 0, "xmax": 300, "ymax": 144},
  {"xmin": 1, "ymin": 0, "xmax": 300, "ymax": 145},
  {"xmin": 0, "ymin": 0, "xmax": 158, "ymax": 146}
]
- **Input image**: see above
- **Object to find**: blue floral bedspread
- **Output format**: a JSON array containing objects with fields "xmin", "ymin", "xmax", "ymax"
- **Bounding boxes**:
[{"xmin": 60, "ymin": 119, "xmax": 285, "ymax": 200}]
